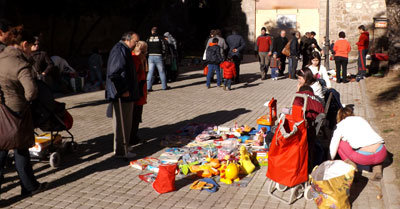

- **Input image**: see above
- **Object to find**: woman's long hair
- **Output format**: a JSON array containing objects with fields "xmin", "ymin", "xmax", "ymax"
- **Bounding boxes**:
[
  {"xmin": 296, "ymin": 67, "xmax": 316, "ymax": 86},
  {"xmin": 310, "ymin": 51, "xmax": 321, "ymax": 71},
  {"xmin": 336, "ymin": 106, "xmax": 354, "ymax": 123}
]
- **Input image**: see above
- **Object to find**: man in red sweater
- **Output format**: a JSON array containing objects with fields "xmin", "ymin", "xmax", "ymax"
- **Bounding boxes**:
[
  {"xmin": 255, "ymin": 27, "xmax": 272, "ymax": 80},
  {"xmin": 356, "ymin": 25, "xmax": 369, "ymax": 81}
]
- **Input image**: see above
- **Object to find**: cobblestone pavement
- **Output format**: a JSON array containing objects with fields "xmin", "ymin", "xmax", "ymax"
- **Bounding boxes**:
[{"xmin": 1, "ymin": 60, "xmax": 386, "ymax": 209}]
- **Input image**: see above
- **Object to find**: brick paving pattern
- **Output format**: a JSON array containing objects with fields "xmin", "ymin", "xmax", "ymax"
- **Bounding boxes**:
[{"xmin": 1, "ymin": 61, "xmax": 385, "ymax": 208}]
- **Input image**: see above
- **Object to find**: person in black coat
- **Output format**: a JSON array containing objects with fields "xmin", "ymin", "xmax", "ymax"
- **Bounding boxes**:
[
  {"xmin": 106, "ymin": 31, "xmax": 139, "ymax": 158},
  {"xmin": 226, "ymin": 29, "xmax": 246, "ymax": 83},
  {"xmin": 31, "ymin": 36, "xmax": 55, "ymax": 87},
  {"xmin": 288, "ymin": 31, "xmax": 301, "ymax": 79},
  {"xmin": 272, "ymin": 30, "xmax": 288, "ymax": 76}
]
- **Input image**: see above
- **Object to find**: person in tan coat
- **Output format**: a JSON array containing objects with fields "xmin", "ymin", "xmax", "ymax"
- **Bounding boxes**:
[{"xmin": 0, "ymin": 25, "xmax": 47, "ymax": 197}]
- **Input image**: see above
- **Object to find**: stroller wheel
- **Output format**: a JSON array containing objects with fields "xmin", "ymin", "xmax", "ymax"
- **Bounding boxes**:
[
  {"xmin": 304, "ymin": 185, "xmax": 314, "ymax": 200},
  {"xmin": 293, "ymin": 184, "xmax": 304, "ymax": 199},
  {"xmin": 70, "ymin": 142, "xmax": 78, "ymax": 153},
  {"xmin": 268, "ymin": 180, "xmax": 277, "ymax": 194},
  {"xmin": 50, "ymin": 152, "xmax": 61, "ymax": 168},
  {"xmin": 63, "ymin": 141, "xmax": 78, "ymax": 153},
  {"xmin": 276, "ymin": 183, "xmax": 288, "ymax": 192}
]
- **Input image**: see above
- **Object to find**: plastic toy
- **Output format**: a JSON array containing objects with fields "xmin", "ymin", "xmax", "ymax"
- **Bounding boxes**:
[
  {"xmin": 189, "ymin": 164, "xmax": 219, "ymax": 178},
  {"xmin": 219, "ymin": 161, "xmax": 240, "ymax": 184},
  {"xmin": 256, "ymin": 97, "xmax": 277, "ymax": 130},
  {"xmin": 238, "ymin": 145, "xmax": 255, "ymax": 174}
]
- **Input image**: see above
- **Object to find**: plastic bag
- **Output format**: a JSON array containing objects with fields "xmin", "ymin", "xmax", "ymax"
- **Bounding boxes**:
[{"xmin": 309, "ymin": 160, "xmax": 355, "ymax": 209}]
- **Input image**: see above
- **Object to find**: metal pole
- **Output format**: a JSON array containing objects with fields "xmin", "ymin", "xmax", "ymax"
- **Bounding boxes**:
[{"xmin": 324, "ymin": 0, "xmax": 330, "ymax": 69}]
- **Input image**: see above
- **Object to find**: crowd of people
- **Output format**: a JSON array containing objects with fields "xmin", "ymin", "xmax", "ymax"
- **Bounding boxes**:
[{"xmin": 0, "ymin": 13, "xmax": 385, "ymax": 201}]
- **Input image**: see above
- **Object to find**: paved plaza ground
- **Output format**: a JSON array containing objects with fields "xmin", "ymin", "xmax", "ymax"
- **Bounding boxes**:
[{"xmin": 0, "ymin": 60, "xmax": 391, "ymax": 208}]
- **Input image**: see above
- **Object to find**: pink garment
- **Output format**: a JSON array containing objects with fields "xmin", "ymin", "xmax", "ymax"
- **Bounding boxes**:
[{"xmin": 338, "ymin": 140, "xmax": 387, "ymax": 165}]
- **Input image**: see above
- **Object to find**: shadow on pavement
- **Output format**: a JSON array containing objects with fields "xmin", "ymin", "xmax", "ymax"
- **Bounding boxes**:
[
  {"xmin": 349, "ymin": 175, "xmax": 369, "ymax": 205},
  {"xmin": 68, "ymin": 99, "xmax": 108, "ymax": 110},
  {"xmin": 0, "ymin": 134, "xmax": 117, "ymax": 207},
  {"xmin": 132, "ymin": 108, "xmax": 251, "ymax": 158}
]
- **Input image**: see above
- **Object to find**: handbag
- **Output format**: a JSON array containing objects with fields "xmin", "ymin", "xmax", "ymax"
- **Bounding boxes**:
[
  {"xmin": 282, "ymin": 40, "xmax": 291, "ymax": 57},
  {"xmin": 153, "ymin": 164, "xmax": 178, "ymax": 194},
  {"xmin": 0, "ymin": 87, "xmax": 34, "ymax": 150},
  {"xmin": 203, "ymin": 65, "xmax": 209, "ymax": 76}
]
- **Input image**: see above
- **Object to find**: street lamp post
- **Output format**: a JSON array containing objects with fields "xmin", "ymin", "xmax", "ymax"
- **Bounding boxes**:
[{"xmin": 324, "ymin": 0, "xmax": 330, "ymax": 69}]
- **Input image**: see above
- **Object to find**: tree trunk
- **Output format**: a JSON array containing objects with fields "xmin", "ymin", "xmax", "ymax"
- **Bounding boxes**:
[{"xmin": 386, "ymin": 0, "xmax": 400, "ymax": 70}]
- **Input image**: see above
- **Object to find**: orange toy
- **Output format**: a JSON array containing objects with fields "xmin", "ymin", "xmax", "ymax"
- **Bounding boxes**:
[{"xmin": 256, "ymin": 97, "xmax": 277, "ymax": 126}]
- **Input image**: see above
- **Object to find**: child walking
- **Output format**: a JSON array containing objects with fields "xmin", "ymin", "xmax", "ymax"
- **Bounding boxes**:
[
  {"xmin": 220, "ymin": 56, "xmax": 236, "ymax": 90},
  {"xmin": 270, "ymin": 52, "xmax": 281, "ymax": 80}
]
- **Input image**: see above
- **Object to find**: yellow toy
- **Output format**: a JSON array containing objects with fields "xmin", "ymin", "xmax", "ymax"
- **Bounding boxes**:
[
  {"xmin": 219, "ymin": 161, "xmax": 240, "ymax": 184},
  {"xmin": 189, "ymin": 164, "xmax": 219, "ymax": 178},
  {"xmin": 239, "ymin": 145, "xmax": 255, "ymax": 175}
]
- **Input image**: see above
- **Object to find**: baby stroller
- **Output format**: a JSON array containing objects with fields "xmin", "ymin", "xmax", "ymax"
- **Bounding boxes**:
[
  {"xmin": 30, "ymin": 80, "xmax": 77, "ymax": 168},
  {"xmin": 267, "ymin": 94, "xmax": 309, "ymax": 204}
]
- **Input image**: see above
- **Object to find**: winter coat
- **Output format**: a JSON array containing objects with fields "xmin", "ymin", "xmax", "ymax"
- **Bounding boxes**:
[
  {"xmin": 132, "ymin": 52, "xmax": 147, "ymax": 106},
  {"xmin": 256, "ymin": 34, "xmax": 272, "ymax": 52},
  {"xmin": 226, "ymin": 33, "xmax": 246, "ymax": 58},
  {"xmin": 272, "ymin": 36, "xmax": 288, "ymax": 56},
  {"xmin": 31, "ymin": 51, "xmax": 54, "ymax": 77},
  {"xmin": 333, "ymin": 39, "xmax": 351, "ymax": 58},
  {"xmin": 356, "ymin": 31, "xmax": 369, "ymax": 50},
  {"xmin": 293, "ymin": 90, "xmax": 324, "ymax": 123},
  {"xmin": 105, "ymin": 41, "xmax": 139, "ymax": 102},
  {"xmin": 220, "ymin": 61, "xmax": 236, "ymax": 79},
  {"xmin": 0, "ymin": 46, "xmax": 37, "ymax": 113},
  {"xmin": 206, "ymin": 36, "xmax": 228, "ymax": 58},
  {"xmin": 206, "ymin": 43, "xmax": 223, "ymax": 65},
  {"xmin": 147, "ymin": 34, "xmax": 166, "ymax": 56},
  {"xmin": 290, "ymin": 37, "xmax": 300, "ymax": 57},
  {"xmin": 270, "ymin": 57, "xmax": 281, "ymax": 68}
]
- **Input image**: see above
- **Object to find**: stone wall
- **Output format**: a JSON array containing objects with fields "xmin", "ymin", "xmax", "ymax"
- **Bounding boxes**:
[{"xmin": 319, "ymin": 0, "xmax": 387, "ymax": 58}]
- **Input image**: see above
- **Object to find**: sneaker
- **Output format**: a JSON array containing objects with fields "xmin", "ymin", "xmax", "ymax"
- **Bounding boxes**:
[{"xmin": 163, "ymin": 86, "xmax": 171, "ymax": 90}]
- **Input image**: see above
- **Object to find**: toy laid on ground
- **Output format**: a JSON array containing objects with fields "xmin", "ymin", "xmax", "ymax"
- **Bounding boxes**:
[
  {"xmin": 190, "ymin": 178, "xmax": 219, "ymax": 192},
  {"xmin": 238, "ymin": 145, "xmax": 255, "ymax": 175},
  {"xmin": 267, "ymin": 94, "xmax": 309, "ymax": 205},
  {"xmin": 219, "ymin": 161, "xmax": 240, "ymax": 184},
  {"xmin": 304, "ymin": 160, "xmax": 355, "ymax": 208}
]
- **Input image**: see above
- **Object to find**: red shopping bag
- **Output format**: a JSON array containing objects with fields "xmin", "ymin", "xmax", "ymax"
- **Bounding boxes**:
[
  {"xmin": 153, "ymin": 164, "xmax": 178, "ymax": 194},
  {"xmin": 203, "ymin": 66, "xmax": 208, "ymax": 75},
  {"xmin": 267, "ymin": 105, "xmax": 308, "ymax": 187}
]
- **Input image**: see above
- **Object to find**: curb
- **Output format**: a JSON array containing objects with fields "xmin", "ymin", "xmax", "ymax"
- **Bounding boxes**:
[{"xmin": 360, "ymin": 79, "xmax": 400, "ymax": 209}]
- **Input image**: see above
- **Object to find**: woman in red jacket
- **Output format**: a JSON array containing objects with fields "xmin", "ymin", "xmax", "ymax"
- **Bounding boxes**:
[
  {"xmin": 130, "ymin": 41, "xmax": 148, "ymax": 145},
  {"xmin": 220, "ymin": 56, "xmax": 236, "ymax": 90}
]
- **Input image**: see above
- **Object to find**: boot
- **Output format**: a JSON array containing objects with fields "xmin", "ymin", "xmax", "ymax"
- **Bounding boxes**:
[{"xmin": 371, "ymin": 164, "xmax": 383, "ymax": 181}]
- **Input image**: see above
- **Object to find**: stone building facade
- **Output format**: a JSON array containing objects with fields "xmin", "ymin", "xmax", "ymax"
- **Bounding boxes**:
[{"xmin": 238, "ymin": 0, "xmax": 387, "ymax": 57}]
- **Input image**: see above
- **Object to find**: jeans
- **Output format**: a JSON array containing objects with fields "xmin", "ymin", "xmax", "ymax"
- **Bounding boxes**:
[
  {"xmin": 271, "ymin": 67, "xmax": 278, "ymax": 79},
  {"xmin": 357, "ymin": 49, "xmax": 368, "ymax": 73},
  {"xmin": 334, "ymin": 56, "xmax": 348, "ymax": 82},
  {"xmin": 224, "ymin": 79, "xmax": 232, "ymax": 90},
  {"xmin": 0, "ymin": 149, "xmax": 39, "ymax": 195},
  {"xmin": 206, "ymin": 64, "xmax": 221, "ymax": 87},
  {"xmin": 258, "ymin": 52, "xmax": 270, "ymax": 78},
  {"xmin": 147, "ymin": 55, "xmax": 167, "ymax": 90},
  {"xmin": 288, "ymin": 56, "xmax": 298, "ymax": 79}
]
